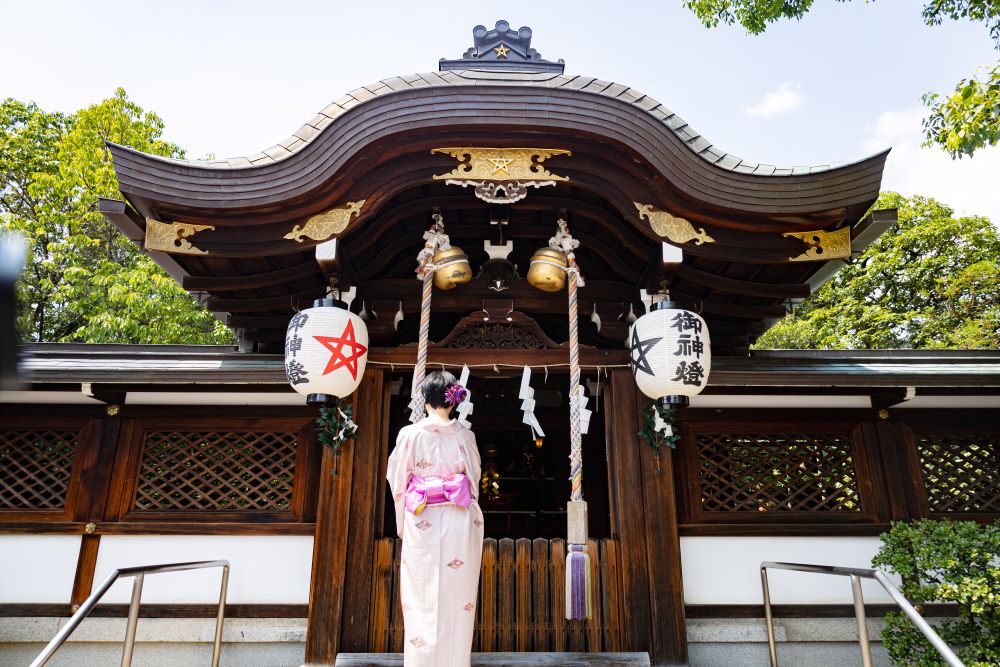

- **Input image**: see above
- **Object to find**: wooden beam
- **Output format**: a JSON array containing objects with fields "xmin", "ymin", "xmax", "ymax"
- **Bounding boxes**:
[
  {"xmin": 206, "ymin": 286, "xmax": 326, "ymax": 312},
  {"xmin": 183, "ymin": 261, "xmax": 321, "ymax": 291},
  {"xmin": 355, "ymin": 225, "xmax": 644, "ymax": 284},
  {"xmin": 673, "ymin": 264, "xmax": 810, "ymax": 299},
  {"xmin": 359, "ymin": 280, "xmax": 784, "ymax": 320},
  {"xmin": 367, "ymin": 347, "xmax": 629, "ymax": 368},
  {"xmin": 359, "ymin": 280, "xmax": 638, "ymax": 311}
]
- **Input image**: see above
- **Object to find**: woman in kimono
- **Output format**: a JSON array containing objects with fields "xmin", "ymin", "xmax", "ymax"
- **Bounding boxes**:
[{"xmin": 387, "ymin": 370, "xmax": 484, "ymax": 667}]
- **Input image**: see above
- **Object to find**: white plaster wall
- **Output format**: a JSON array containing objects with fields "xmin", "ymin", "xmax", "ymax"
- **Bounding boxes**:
[
  {"xmin": 681, "ymin": 536, "xmax": 901, "ymax": 604},
  {"xmin": 0, "ymin": 535, "xmax": 81, "ymax": 602},
  {"xmin": 93, "ymin": 536, "xmax": 313, "ymax": 604}
]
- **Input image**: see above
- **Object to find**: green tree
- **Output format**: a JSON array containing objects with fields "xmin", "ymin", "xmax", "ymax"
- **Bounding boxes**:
[
  {"xmin": 0, "ymin": 90, "xmax": 234, "ymax": 344},
  {"xmin": 873, "ymin": 519, "xmax": 1000, "ymax": 666},
  {"xmin": 682, "ymin": 0, "xmax": 1000, "ymax": 158},
  {"xmin": 755, "ymin": 192, "xmax": 1000, "ymax": 349}
]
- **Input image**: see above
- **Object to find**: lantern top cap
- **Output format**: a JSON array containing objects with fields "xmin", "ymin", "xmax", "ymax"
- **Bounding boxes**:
[
  {"xmin": 652, "ymin": 299, "xmax": 696, "ymax": 312},
  {"xmin": 311, "ymin": 298, "xmax": 348, "ymax": 309}
]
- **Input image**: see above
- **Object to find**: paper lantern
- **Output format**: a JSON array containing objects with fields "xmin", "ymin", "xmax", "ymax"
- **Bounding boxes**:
[
  {"xmin": 629, "ymin": 300, "xmax": 711, "ymax": 407},
  {"xmin": 285, "ymin": 298, "xmax": 369, "ymax": 406}
]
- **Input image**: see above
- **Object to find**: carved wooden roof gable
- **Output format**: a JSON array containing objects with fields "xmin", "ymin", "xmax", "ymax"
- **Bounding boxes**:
[{"xmin": 436, "ymin": 311, "xmax": 562, "ymax": 349}]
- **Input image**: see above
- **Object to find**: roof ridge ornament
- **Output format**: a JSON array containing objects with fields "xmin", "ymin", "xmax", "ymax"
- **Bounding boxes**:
[{"xmin": 439, "ymin": 20, "xmax": 565, "ymax": 73}]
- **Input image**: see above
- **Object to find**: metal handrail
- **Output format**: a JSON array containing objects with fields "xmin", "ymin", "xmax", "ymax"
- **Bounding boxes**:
[
  {"xmin": 30, "ymin": 559, "xmax": 230, "ymax": 667},
  {"xmin": 760, "ymin": 561, "xmax": 963, "ymax": 667}
]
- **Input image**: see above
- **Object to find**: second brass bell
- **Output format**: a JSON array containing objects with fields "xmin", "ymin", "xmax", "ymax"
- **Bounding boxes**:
[
  {"xmin": 432, "ymin": 246, "xmax": 473, "ymax": 290},
  {"xmin": 527, "ymin": 247, "xmax": 568, "ymax": 292}
]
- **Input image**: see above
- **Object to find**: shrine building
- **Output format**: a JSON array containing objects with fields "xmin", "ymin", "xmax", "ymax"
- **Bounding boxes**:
[{"xmin": 2, "ymin": 21, "xmax": 999, "ymax": 667}]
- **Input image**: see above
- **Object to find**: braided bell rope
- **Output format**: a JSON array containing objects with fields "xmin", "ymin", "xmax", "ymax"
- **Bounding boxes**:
[
  {"xmin": 410, "ymin": 214, "xmax": 446, "ymax": 422},
  {"xmin": 549, "ymin": 217, "xmax": 584, "ymax": 501}
]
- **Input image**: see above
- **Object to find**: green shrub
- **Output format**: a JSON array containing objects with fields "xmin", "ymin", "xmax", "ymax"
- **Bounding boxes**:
[{"xmin": 872, "ymin": 519, "xmax": 1000, "ymax": 666}]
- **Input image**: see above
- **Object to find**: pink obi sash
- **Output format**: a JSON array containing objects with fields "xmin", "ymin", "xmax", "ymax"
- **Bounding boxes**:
[{"xmin": 405, "ymin": 473, "xmax": 472, "ymax": 515}]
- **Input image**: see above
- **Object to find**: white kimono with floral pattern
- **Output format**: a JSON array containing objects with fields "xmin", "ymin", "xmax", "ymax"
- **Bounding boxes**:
[{"xmin": 386, "ymin": 415, "xmax": 484, "ymax": 667}]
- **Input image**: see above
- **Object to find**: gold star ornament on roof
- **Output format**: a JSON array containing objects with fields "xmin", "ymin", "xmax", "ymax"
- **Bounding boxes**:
[
  {"xmin": 488, "ymin": 156, "xmax": 514, "ymax": 175},
  {"xmin": 494, "ymin": 43, "xmax": 510, "ymax": 59}
]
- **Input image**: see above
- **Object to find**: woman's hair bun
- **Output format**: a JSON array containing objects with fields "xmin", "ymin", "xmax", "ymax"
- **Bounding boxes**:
[{"xmin": 421, "ymin": 369, "xmax": 458, "ymax": 409}]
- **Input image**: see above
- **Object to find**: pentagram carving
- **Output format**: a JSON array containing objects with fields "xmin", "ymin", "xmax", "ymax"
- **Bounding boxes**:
[{"xmin": 630, "ymin": 326, "xmax": 661, "ymax": 377}]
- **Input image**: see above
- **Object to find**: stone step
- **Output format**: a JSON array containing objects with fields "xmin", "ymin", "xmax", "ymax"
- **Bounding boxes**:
[{"xmin": 332, "ymin": 652, "xmax": 652, "ymax": 666}]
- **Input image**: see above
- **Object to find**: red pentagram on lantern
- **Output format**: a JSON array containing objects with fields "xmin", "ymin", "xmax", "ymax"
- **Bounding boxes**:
[{"xmin": 314, "ymin": 320, "xmax": 368, "ymax": 380}]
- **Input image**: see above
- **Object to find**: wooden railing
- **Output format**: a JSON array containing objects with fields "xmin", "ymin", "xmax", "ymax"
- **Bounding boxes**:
[{"xmin": 369, "ymin": 537, "xmax": 624, "ymax": 653}]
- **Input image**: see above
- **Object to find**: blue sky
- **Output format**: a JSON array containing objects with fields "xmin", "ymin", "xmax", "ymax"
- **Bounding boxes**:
[{"xmin": 3, "ymin": 0, "xmax": 998, "ymax": 221}]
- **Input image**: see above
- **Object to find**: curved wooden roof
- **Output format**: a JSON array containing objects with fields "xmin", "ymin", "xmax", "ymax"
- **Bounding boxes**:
[
  {"xmin": 109, "ymin": 69, "xmax": 888, "ymax": 221},
  {"xmin": 103, "ymin": 67, "xmax": 891, "ymax": 355}
]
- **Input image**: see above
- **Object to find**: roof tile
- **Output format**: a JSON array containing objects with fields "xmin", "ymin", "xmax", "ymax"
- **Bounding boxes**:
[
  {"xmin": 633, "ymin": 95, "xmax": 660, "ymax": 112},
  {"xmin": 264, "ymin": 145, "xmax": 292, "ymax": 160},
  {"xmin": 349, "ymin": 87, "xmax": 376, "ymax": 102},
  {"xmin": 167, "ymin": 69, "xmax": 865, "ymax": 176},
  {"xmin": 601, "ymin": 83, "xmax": 629, "ymax": 98},
  {"xmin": 294, "ymin": 125, "xmax": 320, "ymax": 142},
  {"xmin": 716, "ymin": 154, "xmax": 741, "ymax": 170},
  {"xmin": 382, "ymin": 77, "xmax": 411, "ymax": 92},
  {"xmin": 584, "ymin": 79, "xmax": 612, "ymax": 93},
  {"xmin": 563, "ymin": 76, "xmax": 595, "ymax": 90},
  {"xmin": 688, "ymin": 136, "xmax": 712, "ymax": 153}
]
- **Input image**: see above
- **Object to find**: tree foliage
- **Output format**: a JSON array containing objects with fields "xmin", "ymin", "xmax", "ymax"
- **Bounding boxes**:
[
  {"xmin": 872, "ymin": 519, "xmax": 1000, "ymax": 666},
  {"xmin": 681, "ymin": 0, "xmax": 1000, "ymax": 157},
  {"xmin": 0, "ymin": 90, "xmax": 234, "ymax": 344},
  {"xmin": 755, "ymin": 192, "xmax": 1000, "ymax": 349}
]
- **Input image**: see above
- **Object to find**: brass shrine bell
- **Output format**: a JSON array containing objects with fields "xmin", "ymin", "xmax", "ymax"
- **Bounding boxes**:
[
  {"xmin": 527, "ymin": 247, "xmax": 568, "ymax": 292},
  {"xmin": 431, "ymin": 247, "xmax": 473, "ymax": 290}
]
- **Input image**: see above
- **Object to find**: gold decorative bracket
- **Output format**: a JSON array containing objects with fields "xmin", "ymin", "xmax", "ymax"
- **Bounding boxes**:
[
  {"xmin": 144, "ymin": 218, "xmax": 215, "ymax": 255},
  {"xmin": 783, "ymin": 227, "xmax": 851, "ymax": 262},
  {"xmin": 634, "ymin": 203, "xmax": 715, "ymax": 245},
  {"xmin": 284, "ymin": 200, "xmax": 367, "ymax": 243},
  {"xmin": 432, "ymin": 147, "xmax": 571, "ymax": 182}
]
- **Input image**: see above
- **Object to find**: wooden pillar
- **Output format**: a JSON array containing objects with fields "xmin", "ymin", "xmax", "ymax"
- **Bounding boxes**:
[
  {"xmin": 68, "ymin": 413, "xmax": 122, "ymax": 608},
  {"xmin": 606, "ymin": 369, "xmax": 687, "ymax": 666},
  {"xmin": 305, "ymin": 368, "xmax": 387, "ymax": 665}
]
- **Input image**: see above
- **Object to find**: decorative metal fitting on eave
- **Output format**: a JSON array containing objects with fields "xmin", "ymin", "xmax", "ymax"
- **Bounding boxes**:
[{"xmin": 432, "ymin": 148, "xmax": 571, "ymax": 204}]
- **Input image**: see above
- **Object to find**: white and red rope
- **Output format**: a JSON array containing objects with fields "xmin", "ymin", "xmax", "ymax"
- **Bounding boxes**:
[{"xmin": 409, "ymin": 213, "xmax": 448, "ymax": 422}]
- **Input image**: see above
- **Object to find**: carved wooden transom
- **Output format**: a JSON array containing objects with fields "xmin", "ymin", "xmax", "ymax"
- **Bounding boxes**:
[{"xmin": 437, "ymin": 311, "xmax": 561, "ymax": 349}]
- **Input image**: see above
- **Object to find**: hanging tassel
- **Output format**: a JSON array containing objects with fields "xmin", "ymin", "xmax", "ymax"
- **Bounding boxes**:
[{"xmin": 565, "ymin": 543, "xmax": 592, "ymax": 620}]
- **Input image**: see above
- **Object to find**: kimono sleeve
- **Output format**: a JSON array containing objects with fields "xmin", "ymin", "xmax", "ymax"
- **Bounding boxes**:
[
  {"xmin": 464, "ymin": 429, "xmax": 483, "ymax": 502},
  {"xmin": 386, "ymin": 426, "xmax": 415, "ymax": 538}
]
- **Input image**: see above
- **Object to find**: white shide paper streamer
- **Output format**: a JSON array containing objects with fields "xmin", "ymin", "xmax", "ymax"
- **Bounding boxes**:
[{"xmin": 519, "ymin": 366, "xmax": 545, "ymax": 438}]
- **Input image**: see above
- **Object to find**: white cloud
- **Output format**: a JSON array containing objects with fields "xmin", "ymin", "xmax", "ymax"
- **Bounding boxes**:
[
  {"xmin": 745, "ymin": 82, "xmax": 804, "ymax": 118},
  {"xmin": 863, "ymin": 107, "xmax": 1000, "ymax": 225}
]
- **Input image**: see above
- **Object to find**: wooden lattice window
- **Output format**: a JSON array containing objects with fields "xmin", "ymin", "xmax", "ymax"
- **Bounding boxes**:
[
  {"xmin": 0, "ymin": 429, "xmax": 78, "ymax": 510},
  {"xmin": 696, "ymin": 432, "xmax": 862, "ymax": 513},
  {"xmin": 916, "ymin": 434, "xmax": 1000, "ymax": 513},
  {"xmin": 134, "ymin": 430, "xmax": 297, "ymax": 512}
]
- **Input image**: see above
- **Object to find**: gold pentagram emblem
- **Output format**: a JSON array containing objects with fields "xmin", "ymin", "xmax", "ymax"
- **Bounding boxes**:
[
  {"xmin": 488, "ymin": 156, "xmax": 514, "ymax": 175},
  {"xmin": 494, "ymin": 43, "xmax": 510, "ymax": 58}
]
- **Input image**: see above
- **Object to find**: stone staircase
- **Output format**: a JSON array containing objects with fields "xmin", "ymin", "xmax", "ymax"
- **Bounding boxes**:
[{"xmin": 332, "ymin": 653, "xmax": 652, "ymax": 666}]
